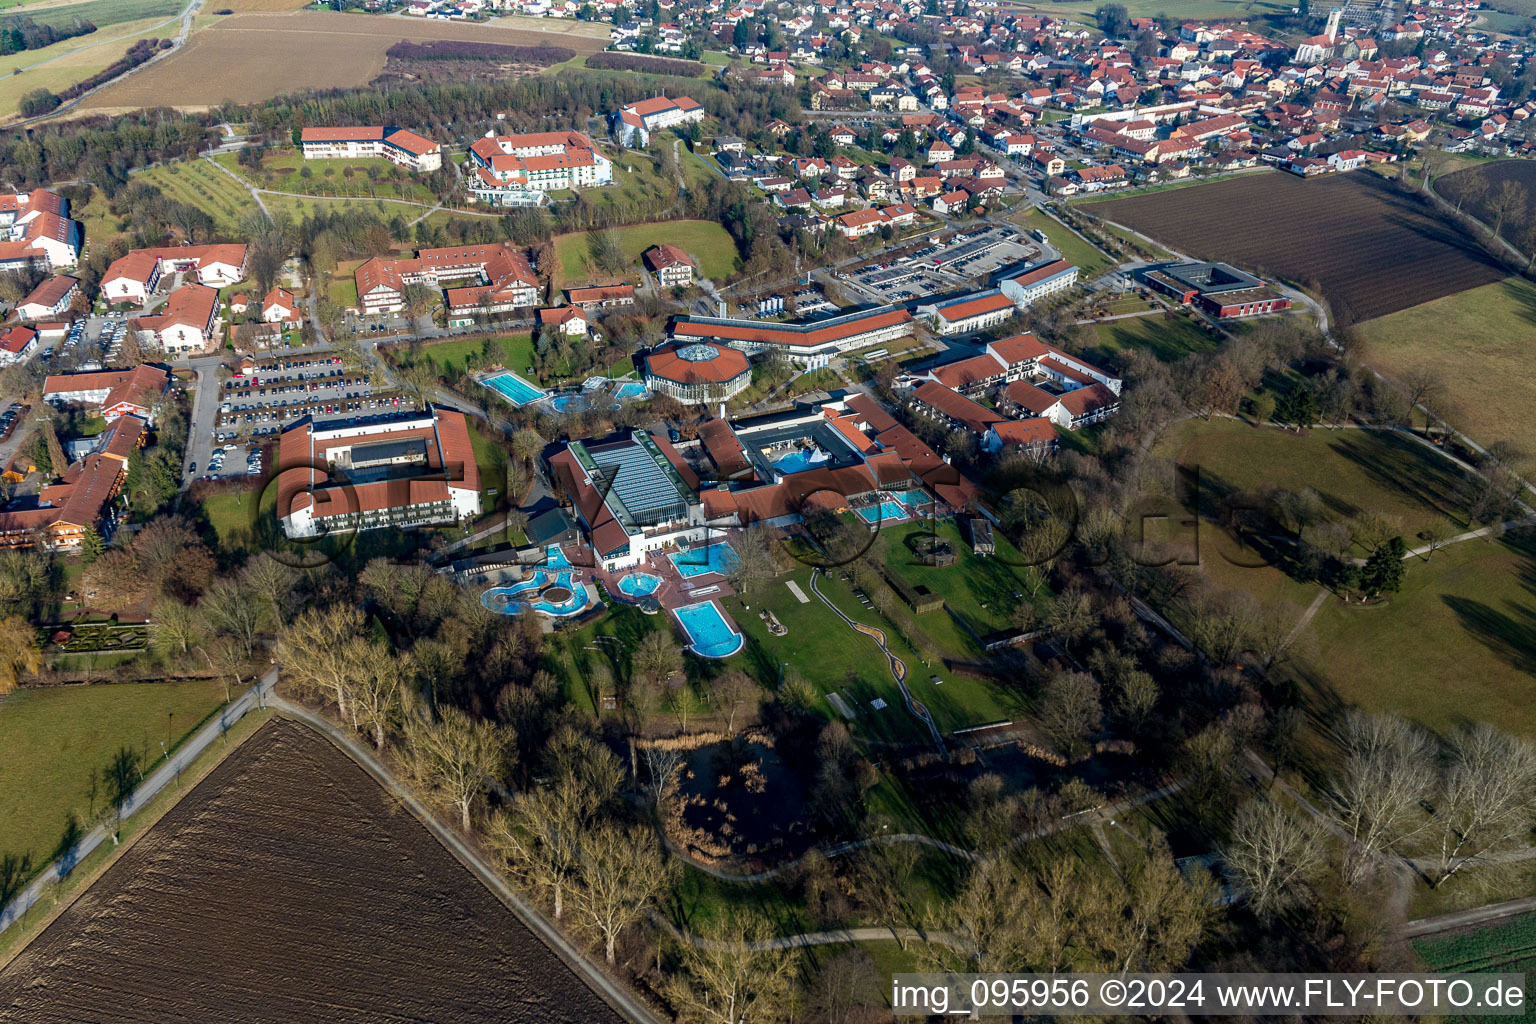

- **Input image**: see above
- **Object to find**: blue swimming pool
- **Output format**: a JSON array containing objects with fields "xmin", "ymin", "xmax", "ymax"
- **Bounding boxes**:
[
  {"xmin": 856, "ymin": 500, "xmax": 908, "ymax": 525},
  {"xmin": 615, "ymin": 571, "xmax": 663, "ymax": 597},
  {"xmin": 544, "ymin": 545, "xmax": 572, "ymax": 569},
  {"xmin": 673, "ymin": 601, "xmax": 743, "ymax": 659},
  {"xmin": 771, "ymin": 448, "xmax": 831, "ymax": 475},
  {"xmin": 546, "ymin": 393, "xmax": 587, "ymax": 413},
  {"xmin": 613, "ymin": 382, "xmax": 648, "ymax": 401},
  {"xmin": 481, "ymin": 371, "xmax": 545, "ymax": 407},
  {"xmin": 669, "ymin": 544, "xmax": 739, "ymax": 579},
  {"xmin": 482, "ymin": 568, "xmax": 589, "ymax": 617}
]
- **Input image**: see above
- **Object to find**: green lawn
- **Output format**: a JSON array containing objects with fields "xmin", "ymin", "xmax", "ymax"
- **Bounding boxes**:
[
  {"xmin": 214, "ymin": 150, "xmax": 437, "ymax": 205},
  {"xmin": 1354, "ymin": 278, "xmax": 1531, "ymax": 448},
  {"xmin": 1297, "ymin": 528, "xmax": 1536, "ymax": 738},
  {"xmin": 552, "ymin": 219, "xmax": 738, "ymax": 287},
  {"xmin": 725, "ymin": 563, "xmax": 1023, "ymax": 742},
  {"xmin": 133, "ymin": 160, "xmax": 256, "ymax": 233},
  {"xmin": 1088, "ymin": 310, "xmax": 1223, "ymax": 363},
  {"xmin": 467, "ymin": 420, "xmax": 509, "ymax": 506},
  {"xmin": 878, "ymin": 520, "xmax": 1039, "ymax": 643},
  {"xmin": 397, "ymin": 333, "xmax": 537, "ymax": 380},
  {"xmin": 0, "ymin": 680, "xmax": 229, "ymax": 869},
  {"xmin": 199, "ymin": 487, "xmax": 265, "ymax": 554},
  {"xmin": 1008, "ymin": 206, "xmax": 1115, "ymax": 280}
]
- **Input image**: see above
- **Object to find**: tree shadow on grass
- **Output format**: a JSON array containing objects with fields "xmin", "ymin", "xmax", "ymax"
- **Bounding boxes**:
[
  {"xmin": 1326, "ymin": 432, "xmax": 1472, "ymax": 525},
  {"xmin": 1441, "ymin": 541, "xmax": 1536, "ymax": 681}
]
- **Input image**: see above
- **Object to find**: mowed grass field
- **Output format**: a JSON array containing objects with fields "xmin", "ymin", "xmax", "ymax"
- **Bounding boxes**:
[
  {"xmin": 1087, "ymin": 309, "xmax": 1222, "ymax": 363},
  {"xmin": 553, "ymin": 219, "xmax": 737, "ymax": 288},
  {"xmin": 134, "ymin": 159, "xmax": 257, "ymax": 231},
  {"xmin": 1008, "ymin": 205, "xmax": 1115, "ymax": 279},
  {"xmin": 0, "ymin": 680, "xmax": 228, "ymax": 868},
  {"xmin": 1297, "ymin": 528, "xmax": 1536, "ymax": 737},
  {"xmin": 213, "ymin": 149, "xmax": 437, "ymax": 205},
  {"xmin": 1354, "ymin": 277, "xmax": 1536, "ymax": 447},
  {"xmin": 0, "ymin": 16, "xmax": 167, "ymax": 120},
  {"xmin": 1093, "ymin": 172, "xmax": 1507, "ymax": 327},
  {"xmin": 84, "ymin": 10, "xmax": 607, "ymax": 109}
]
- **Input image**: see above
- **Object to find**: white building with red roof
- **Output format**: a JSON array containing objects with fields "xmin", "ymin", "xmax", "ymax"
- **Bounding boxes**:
[
  {"xmin": 261, "ymin": 286, "xmax": 301, "ymax": 326},
  {"xmin": 0, "ymin": 326, "xmax": 38, "ymax": 365},
  {"xmin": 129, "ymin": 283, "xmax": 220, "ymax": 354},
  {"xmin": 643, "ymin": 243, "xmax": 694, "ymax": 287},
  {"xmin": 44, "ymin": 365, "xmax": 171, "ymax": 423},
  {"xmin": 16, "ymin": 276, "xmax": 79, "ymax": 322},
  {"xmin": 353, "ymin": 243, "xmax": 539, "ymax": 322},
  {"xmin": 277, "ymin": 407, "xmax": 480, "ymax": 539},
  {"xmin": 101, "ymin": 244, "xmax": 247, "ymax": 307},
  {"xmin": 467, "ymin": 130, "xmax": 612, "ymax": 205},
  {"xmin": 0, "ymin": 190, "xmax": 83, "ymax": 272},
  {"xmin": 644, "ymin": 340, "xmax": 751, "ymax": 402},
  {"xmin": 300, "ymin": 126, "xmax": 442, "ymax": 172},
  {"xmin": 613, "ymin": 95, "xmax": 704, "ymax": 146}
]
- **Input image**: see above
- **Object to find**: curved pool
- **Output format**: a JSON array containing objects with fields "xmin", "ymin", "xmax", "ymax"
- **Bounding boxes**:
[
  {"xmin": 673, "ymin": 600, "xmax": 744, "ymax": 659},
  {"xmin": 483, "ymin": 569, "xmax": 589, "ymax": 617},
  {"xmin": 615, "ymin": 571, "xmax": 663, "ymax": 598}
]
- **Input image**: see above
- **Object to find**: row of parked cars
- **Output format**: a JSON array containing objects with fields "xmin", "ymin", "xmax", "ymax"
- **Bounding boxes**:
[
  {"xmin": 207, "ymin": 444, "xmax": 262, "ymax": 478},
  {"xmin": 0, "ymin": 403, "xmax": 23, "ymax": 441}
]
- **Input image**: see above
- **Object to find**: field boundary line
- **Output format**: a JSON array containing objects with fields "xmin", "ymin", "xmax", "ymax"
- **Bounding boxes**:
[
  {"xmin": 1405, "ymin": 895, "xmax": 1536, "ymax": 939},
  {"xmin": 0, "ymin": 702, "xmax": 275, "ymax": 971},
  {"xmin": 268, "ymin": 695, "xmax": 665, "ymax": 1024}
]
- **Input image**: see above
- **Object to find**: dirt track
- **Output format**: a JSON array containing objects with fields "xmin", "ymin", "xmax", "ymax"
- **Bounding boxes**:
[{"xmin": 0, "ymin": 718, "xmax": 626, "ymax": 1024}]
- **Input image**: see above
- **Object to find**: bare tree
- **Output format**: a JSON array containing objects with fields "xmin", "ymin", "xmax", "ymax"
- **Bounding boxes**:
[
  {"xmin": 1222, "ymin": 797, "xmax": 1325, "ymax": 919},
  {"xmin": 633, "ymin": 629, "xmax": 682, "ymax": 688},
  {"xmin": 341, "ymin": 638, "xmax": 406, "ymax": 751},
  {"xmin": 240, "ymin": 553, "xmax": 299, "ymax": 628},
  {"xmin": 1327, "ymin": 711, "xmax": 1435, "ymax": 883},
  {"xmin": 150, "ymin": 598, "xmax": 203, "ymax": 657},
  {"xmin": 1039, "ymin": 669, "xmax": 1102, "ymax": 759},
  {"xmin": 1490, "ymin": 180, "xmax": 1526, "ymax": 240},
  {"xmin": 666, "ymin": 911, "xmax": 800, "ymax": 1024},
  {"xmin": 278, "ymin": 605, "xmax": 369, "ymax": 723},
  {"xmin": 404, "ymin": 705, "xmax": 513, "ymax": 830},
  {"xmin": 1417, "ymin": 520, "xmax": 1455, "ymax": 560},
  {"xmin": 487, "ymin": 744, "xmax": 622, "ymax": 921},
  {"xmin": 1424, "ymin": 724, "xmax": 1536, "ymax": 888},
  {"xmin": 709, "ymin": 672, "xmax": 759, "ymax": 735},
  {"xmin": 199, "ymin": 579, "xmax": 261, "ymax": 659},
  {"xmin": 728, "ymin": 526, "xmax": 776, "ymax": 596},
  {"xmin": 571, "ymin": 822, "xmax": 675, "ymax": 963}
]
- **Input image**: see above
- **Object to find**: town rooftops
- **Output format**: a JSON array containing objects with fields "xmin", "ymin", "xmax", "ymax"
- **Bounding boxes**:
[
  {"xmin": 644, "ymin": 243, "xmax": 694, "ymax": 271},
  {"xmin": 43, "ymin": 365, "xmax": 170, "ymax": 414},
  {"xmin": 20, "ymin": 275, "xmax": 78, "ymax": 312}
]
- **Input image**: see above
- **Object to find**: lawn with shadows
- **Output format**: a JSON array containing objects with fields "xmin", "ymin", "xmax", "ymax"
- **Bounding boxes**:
[
  {"xmin": 877, "ymin": 520, "xmax": 1043, "ymax": 646},
  {"xmin": 1295, "ymin": 528, "xmax": 1536, "ymax": 737}
]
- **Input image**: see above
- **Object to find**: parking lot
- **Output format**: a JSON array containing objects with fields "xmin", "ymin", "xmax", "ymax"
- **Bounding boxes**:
[
  {"xmin": 840, "ymin": 226, "xmax": 1041, "ymax": 304},
  {"xmin": 212, "ymin": 355, "xmax": 414, "ymax": 448}
]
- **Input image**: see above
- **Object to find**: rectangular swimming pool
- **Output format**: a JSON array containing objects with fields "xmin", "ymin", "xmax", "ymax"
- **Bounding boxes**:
[
  {"xmin": 856, "ymin": 500, "xmax": 909, "ymax": 525},
  {"xmin": 673, "ymin": 601, "xmax": 743, "ymax": 659},
  {"xmin": 669, "ymin": 544, "xmax": 740, "ymax": 579},
  {"xmin": 481, "ymin": 371, "xmax": 545, "ymax": 407}
]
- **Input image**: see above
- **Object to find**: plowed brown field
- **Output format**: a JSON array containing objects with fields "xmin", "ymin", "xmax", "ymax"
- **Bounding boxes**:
[
  {"xmin": 0, "ymin": 719, "xmax": 626, "ymax": 1024},
  {"xmin": 84, "ymin": 11, "xmax": 606, "ymax": 108},
  {"xmin": 1092, "ymin": 172, "xmax": 1506, "ymax": 327}
]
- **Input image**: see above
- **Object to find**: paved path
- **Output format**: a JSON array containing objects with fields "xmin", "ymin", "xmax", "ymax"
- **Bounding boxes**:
[
  {"xmin": 654, "ymin": 913, "xmax": 966, "ymax": 953},
  {"xmin": 1405, "ymin": 895, "xmax": 1536, "ymax": 939},
  {"xmin": 807, "ymin": 568, "xmax": 944, "ymax": 751},
  {"xmin": 268, "ymin": 696, "xmax": 662, "ymax": 1024},
  {"xmin": 0, "ymin": 667, "xmax": 278, "ymax": 936}
]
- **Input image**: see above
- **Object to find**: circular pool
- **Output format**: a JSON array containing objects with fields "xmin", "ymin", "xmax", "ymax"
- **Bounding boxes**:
[{"xmin": 615, "ymin": 572, "xmax": 663, "ymax": 598}]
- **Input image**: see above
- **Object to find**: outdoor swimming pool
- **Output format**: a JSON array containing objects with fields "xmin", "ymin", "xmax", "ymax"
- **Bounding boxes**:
[
  {"xmin": 615, "ymin": 571, "xmax": 663, "ymax": 598},
  {"xmin": 546, "ymin": 393, "xmax": 588, "ymax": 413},
  {"xmin": 856, "ymin": 500, "xmax": 908, "ymax": 525},
  {"xmin": 481, "ymin": 371, "xmax": 545, "ymax": 407},
  {"xmin": 669, "ymin": 544, "xmax": 739, "ymax": 579},
  {"xmin": 613, "ymin": 382, "xmax": 649, "ymax": 401},
  {"xmin": 544, "ymin": 545, "xmax": 572, "ymax": 569},
  {"xmin": 855, "ymin": 490, "xmax": 926, "ymax": 526},
  {"xmin": 482, "ymin": 568, "xmax": 588, "ymax": 617},
  {"xmin": 673, "ymin": 601, "xmax": 743, "ymax": 659},
  {"xmin": 770, "ymin": 447, "xmax": 831, "ymax": 475}
]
